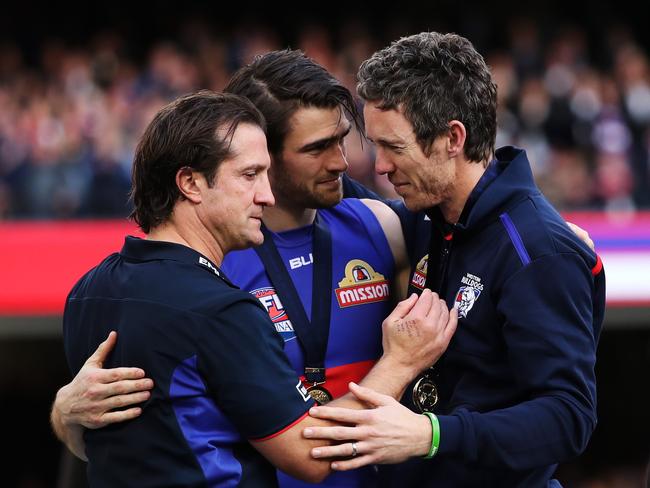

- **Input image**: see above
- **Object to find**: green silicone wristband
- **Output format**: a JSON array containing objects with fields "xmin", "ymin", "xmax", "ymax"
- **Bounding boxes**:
[{"xmin": 423, "ymin": 412, "xmax": 440, "ymax": 459}]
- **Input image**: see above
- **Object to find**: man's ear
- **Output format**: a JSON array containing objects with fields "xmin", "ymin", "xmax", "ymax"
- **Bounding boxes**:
[
  {"xmin": 447, "ymin": 120, "xmax": 467, "ymax": 159},
  {"xmin": 176, "ymin": 167, "xmax": 202, "ymax": 204}
]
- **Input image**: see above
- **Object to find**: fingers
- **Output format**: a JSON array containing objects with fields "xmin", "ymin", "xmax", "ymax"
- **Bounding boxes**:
[
  {"xmin": 80, "ymin": 367, "xmax": 150, "ymax": 389},
  {"xmin": 311, "ymin": 441, "xmax": 358, "ymax": 459},
  {"xmin": 100, "ymin": 390, "xmax": 152, "ymax": 412},
  {"xmin": 567, "ymin": 222, "xmax": 584, "ymax": 239},
  {"xmin": 308, "ymin": 404, "xmax": 370, "ymax": 425},
  {"xmin": 434, "ymin": 304, "xmax": 457, "ymax": 348},
  {"xmin": 566, "ymin": 222, "xmax": 579, "ymax": 234},
  {"xmin": 408, "ymin": 289, "xmax": 434, "ymax": 317},
  {"xmin": 86, "ymin": 377, "xmax": 154, "ymax": 400},
  {"xmin": 387, "ymin": 293, "xmax": 418, "ymax": 321},
  {"xmin": 446, "ymin": 306, "xmax": 458, "ymax": 337},
  {"xmin": 79, "ymin": 390, "xmax": 152, "ymax": 429},
  {"xmin": 331, "ymin": 455, "xmax": 375, "ymax": 471},
  {"xmin": 348, "ymin": 382, "xmax": 393, "ymax": 408},
  {"xmin": 100, "ymin": 407, "xmax": 144, "ymax": 425},
  {"xmin": 102, "ymin": 367, "xmax": 149, "ymax": 383},
  {"xmin": 431, "ymin": 298, "xmax": 448, "ymax": 324},
  {"xmin": 422, "ymin": 300, "xmax": 456, "ymax": 368},
  {"xmin": 311, "ymin": 442, "xmax": 375, "ymax": 469},
  {"xmin": 303, "ymin": 424, "xmax": 360, "ymax": 441},
  {"xmin": 85, "ymin": 406, "xmax": 145, "ymax": 429},
  {"xmin": 86, "ymin": 331, "xmax": 117, "ymax": 367},
  {"xmin": 567, "ymin": 222, "xmax": 595, "ymax": 251}
]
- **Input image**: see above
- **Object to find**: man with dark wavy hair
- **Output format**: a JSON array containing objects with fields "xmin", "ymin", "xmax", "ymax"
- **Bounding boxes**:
[
  {"xmin": 51, "ymin": 38, "xmax": 602, "ymax": 487},
  {"xmin": 306, "ymin": 32, "xmax": 606, "ymax": 488},
  {"xmin": 51, "ymin": 57, "xmax": 458, "ymax": 487}
]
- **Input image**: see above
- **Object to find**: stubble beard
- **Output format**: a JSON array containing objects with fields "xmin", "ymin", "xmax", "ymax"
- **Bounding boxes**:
[{"xmin": 275, "ymin": 175, "xmax": 343, "ymax": 211}]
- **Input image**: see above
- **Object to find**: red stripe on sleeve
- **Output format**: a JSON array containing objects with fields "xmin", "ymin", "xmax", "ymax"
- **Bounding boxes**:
[
  {"xmin": 252, "ymin": 410, "xmax": 310, "ymax": 442},
  {"xmin": 591, "ymin": 254, "xmax": 603, "ymax": 276},
  {"xmin": 253, "ymin": 360, "xmax": 376, "ymax": 442}
]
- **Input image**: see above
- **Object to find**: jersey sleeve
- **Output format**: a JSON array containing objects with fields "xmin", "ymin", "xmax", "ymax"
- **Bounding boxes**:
[
  {"xmin": 341, "ymin": 174, "xmax": 421, "ymax": 260},
  {"xmin": 197, "ymin": 297, "xmax": 314, "ymax": 440}
]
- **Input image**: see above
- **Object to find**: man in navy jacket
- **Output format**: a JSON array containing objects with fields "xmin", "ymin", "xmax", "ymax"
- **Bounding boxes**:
[
  {"xmin": 53, "ymin": 90, "xmax": 457, "ymax": 487},
  {"xmin": 50, "ymin": 36, "xmax": 604, "ymax": 487},
  {"xmin": 307, "ymin": 32, "xmax": 606, "ymax": 487}
]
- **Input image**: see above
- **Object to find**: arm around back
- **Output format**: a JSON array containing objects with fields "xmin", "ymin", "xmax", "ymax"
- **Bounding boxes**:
[{"xmin": 51, "ymin": 331, "xmax": 154, "ymax": 461}]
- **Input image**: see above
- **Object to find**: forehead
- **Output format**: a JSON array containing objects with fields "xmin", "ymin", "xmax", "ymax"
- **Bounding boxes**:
[
  {"xmin": 285, "ymin": 106, "xmax": 350, "ymax": 145},
  {"xmin": 219, "ymin": 123, "xmax": 270, "ymax": 170},
  {"xmin": 363, "ymin": 102, "xmax": 414, "ymax": 141}
]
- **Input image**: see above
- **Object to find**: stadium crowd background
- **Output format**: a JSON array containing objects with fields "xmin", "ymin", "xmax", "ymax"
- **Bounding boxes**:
[
  {"xmin": 1, "ymin": 11, "xmax": 650, "ymax": 220},
  {"xmin": 1, "ymin": 2, "xmax": 649, "ymax": 487}
]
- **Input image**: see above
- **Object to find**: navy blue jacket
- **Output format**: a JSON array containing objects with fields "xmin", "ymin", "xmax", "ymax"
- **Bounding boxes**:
[
  {"xmin": 64, "ymin": 237, "xmax": 313, "ymax": 487},
  {"xmin": 345, "ymin": 146, "xmax": 605, "ymax": 487}
]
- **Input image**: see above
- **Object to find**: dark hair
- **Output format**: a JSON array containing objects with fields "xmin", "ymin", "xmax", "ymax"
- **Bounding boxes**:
[
  {"xmin": 225, "ymin": 49, "xmax": 363, "ymax": 157},
  {"xmin": 357, "ymin": 32, "xmax": 497, "ymax": 163},
  {"xmin": 130, "ymin": 90, "xmax": 265, "ymax": 233}
]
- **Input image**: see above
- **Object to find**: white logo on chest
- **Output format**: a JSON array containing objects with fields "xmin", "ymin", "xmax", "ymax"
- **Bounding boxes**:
[
  {"xmin": 198, "ymin": 256, "xmax": 220, "ymax": 276},
  {"xmin": 454, "ymin": 272, "xmax": 484, "ymax": 318},
  {"xmin": 251, "ymin": 287, "xmax": 294, "ymax": 338},
  {"xmin": 289, "ymin": 253, "xmax": 313, "ymax": 269}
]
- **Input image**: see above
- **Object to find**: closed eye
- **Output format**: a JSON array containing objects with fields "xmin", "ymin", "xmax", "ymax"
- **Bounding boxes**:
[
  {"xmin": 241, "ymin": 164, "xmax": 267, "ymax": 180},
  {"xmin": 378, "ymin": 142, "xmax": 405, "ymax": 154}
]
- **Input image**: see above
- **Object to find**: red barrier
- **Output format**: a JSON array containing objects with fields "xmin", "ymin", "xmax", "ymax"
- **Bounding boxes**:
[
  {"xmin": 0, "ymin": 221, "xmax": 142, "ymax": 315},
  {"xmin": 0, "ymin": 212, "xmax": 648, "ymax": 315}
]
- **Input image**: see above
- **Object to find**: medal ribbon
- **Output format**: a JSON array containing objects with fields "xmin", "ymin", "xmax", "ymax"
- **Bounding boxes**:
[
  {"xmin": 424, "ymin": 208, "xmax": 455, "ymax": 293},
  {"xmin": 254, "ymin": 214, "xmax": 332, "ymax": 385},
  {"xmin": 413, "ymin": 213, "xmax": 452, "ymax": 411}
]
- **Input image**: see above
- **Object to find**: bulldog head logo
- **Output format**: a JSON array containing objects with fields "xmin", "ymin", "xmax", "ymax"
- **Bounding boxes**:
[{"xmin": 454, "ymin": 285, "xmax": 481, "ymax": 318}]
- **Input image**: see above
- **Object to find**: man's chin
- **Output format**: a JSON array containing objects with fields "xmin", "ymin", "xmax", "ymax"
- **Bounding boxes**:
[
  {"xmin": 232, "ymin": 231, "xmax": 265, "ymax": 251},
  {"xmin": 250, "ymin": 231, "xmax": 265, "ymax": 247},
  {"xmin": 403, "ymin": 196, "xmax": 431, "ymax": 212},
  {"xmin": 312, "ymin": 189, "xmax": 343, "ymax": 209}
]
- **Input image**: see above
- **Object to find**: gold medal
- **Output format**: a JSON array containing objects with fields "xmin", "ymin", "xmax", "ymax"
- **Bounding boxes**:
[
  {"xmin": 412, "ymin": 376, "xmax": 439, "ymax": 412},
  {"xmin": 307, "ymin": 384, "xmax": 333, "ymax": 404}
]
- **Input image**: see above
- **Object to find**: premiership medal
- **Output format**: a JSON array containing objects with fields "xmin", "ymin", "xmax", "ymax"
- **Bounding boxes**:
[
  {"xmin": 412, "ymin": 375, "xmax": 439, "ymax": 412},
  {"xmin": 307, "ymin": 384, "xmax": 333, "ymax": 404},
  {"xmin": 255, "ymin": 217, "xmax": 334, "ymax": 406}
]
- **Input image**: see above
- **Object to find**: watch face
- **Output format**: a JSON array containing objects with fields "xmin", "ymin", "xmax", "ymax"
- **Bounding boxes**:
[{"xmin": 412, "ymin": 376, "xmax": 439, "ymax": 412}]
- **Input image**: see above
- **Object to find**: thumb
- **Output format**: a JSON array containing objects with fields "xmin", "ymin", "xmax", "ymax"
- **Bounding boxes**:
[
  {"xmin": 86, "ymin": 331, "xmax": 117, "ymax": 367},
  {"xmin": 349, "ymin": 382, "xmax": 393, "ymax": 407}
]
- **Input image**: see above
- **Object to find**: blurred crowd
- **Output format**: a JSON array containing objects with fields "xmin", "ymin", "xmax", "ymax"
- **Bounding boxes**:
[{"xmin": 1, "ymin": 19, "xmax": 649, "ymax": 220}]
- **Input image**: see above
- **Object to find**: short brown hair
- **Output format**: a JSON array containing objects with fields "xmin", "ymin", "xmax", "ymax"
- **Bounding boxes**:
[
  {"xmin": 130, "ymin": 90, "xmax": 265, "ymax": 233},
  {"xmin": 358, "ymin": 32, "xmax": 497, "ymax": 162}
]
